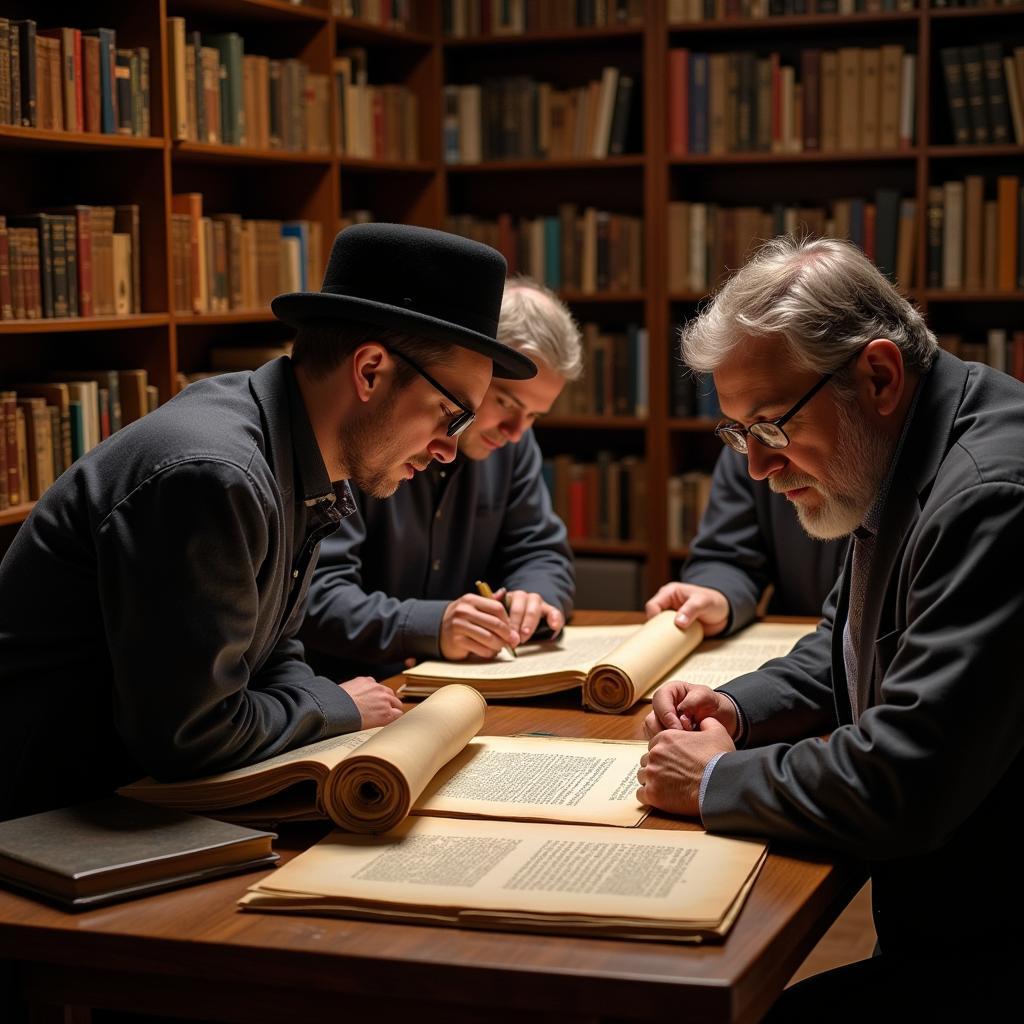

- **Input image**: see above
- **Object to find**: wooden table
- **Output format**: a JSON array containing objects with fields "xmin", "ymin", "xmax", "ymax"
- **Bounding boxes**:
[{"xmin": 0, "ymin": 613, "xmax": 860, "ymax": 1024}]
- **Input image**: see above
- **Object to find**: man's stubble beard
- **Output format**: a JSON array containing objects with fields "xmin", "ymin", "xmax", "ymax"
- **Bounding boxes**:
[
  {"xmin": 337, "ymin": 386, "xmax": 429, "ymax": 499},
  {"xmin": 772, "ymin": 399, "xmax": 895, "ymax": 541}
]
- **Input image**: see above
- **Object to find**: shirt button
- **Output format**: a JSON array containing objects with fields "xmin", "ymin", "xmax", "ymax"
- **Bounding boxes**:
[
  {"xmin": 435, "ymin": 510, "xmax": 442, "ymax": 519},
  {"xmin": 432, "ymin": 559, "xmax": 441, "ymax": 571},
  {"xmin": 292, "ymin": 570, "xmax": 299, "ymax": 578},
  {"xmin": 439, "ymin": 471, "xmax": 446, "ymax": 478}
]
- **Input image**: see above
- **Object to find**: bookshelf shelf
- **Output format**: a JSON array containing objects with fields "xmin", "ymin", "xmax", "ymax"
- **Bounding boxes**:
[
  {"xmin": 558, "ymin": 291, "xmax": 646, "ymax": 304},
  {"xmin": 337, "ymin": 157, "xmax": 435, "ymax": 173},
  {"xmin": 924, "ymin": 291, "xmax": 1024, "ymax": 303},
  {"xmin": 539, "ymin": 416, "xmax": 648, "ymax": 430},
  {"xmin": 0, "ymin": 503, "xmax": 35, "ymax": 529},
  {"xmin": 0, "ymin": 316, "xmax": 172, "ymax": 336},
  {"xmin": 668, "ymin": 419, "xmax": 718, "ymax": 433},
  {"xmin": 334, "ymin": 18, "xmax": 434, "ymax": 46},
  {"xmin": 667, "ymin": 12, "xmax": 919, "ymax": 34},
  {"xmin": 669, "ymin": 292, "xmax": 706, "ymax": 303},
  {"xmin": 0, "ymin": 126, "xmax": 165, "ymax": 153},
  {"xmin": 446, "ymin": 156, "xmax": 645, "ymax": 173},
  {"xmin": 668, "ymin": 547, "xmax": 689, "ymax": 561},
  {"xmin": 171, "ymin": 0, "xmax": 331, "ymax": 23},
  {"xmin": 570, "ymin": 540, "xmax": 649, "ymax": 557},
  {"xmin": 926, "ymin": 144, "xmax": 1024, "ymax": 159},
  {"xmin": 172, "ymin": 142, "xmax": 333, "ymax": 165},
  {"xmin": 928, "ymin": 7, "xmax": 1024, "ymax": 22},
  {"xmin": 669, "ymin": 150, "xmax": 918, "ymax": 166},
  {"xmin": 444, "ymin": 26, "xmax": 644, "ymax": 48},
  {"xmin": 173, "ymin": 311, "xmax": 278, "ymax": 325}
]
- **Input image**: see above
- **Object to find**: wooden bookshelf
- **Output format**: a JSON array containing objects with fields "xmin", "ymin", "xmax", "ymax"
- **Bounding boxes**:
[{"xmin": 1, "ymin": 1, "xmax": 1022, "ymax": 595}]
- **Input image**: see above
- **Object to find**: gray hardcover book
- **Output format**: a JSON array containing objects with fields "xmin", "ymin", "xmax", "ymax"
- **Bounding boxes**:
[{"xmin": 0, "ymin": 797, "xmax": 277, "ymax": 910}]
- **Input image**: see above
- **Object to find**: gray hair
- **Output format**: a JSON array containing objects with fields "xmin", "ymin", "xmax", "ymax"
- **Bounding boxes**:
[
  {"xmin": 680, "ymin": 236, "xmax": 937, "ymax": 384},
  {"xmin": 498, "ymin": 276, "xmax": 583, "ymax": 381}
]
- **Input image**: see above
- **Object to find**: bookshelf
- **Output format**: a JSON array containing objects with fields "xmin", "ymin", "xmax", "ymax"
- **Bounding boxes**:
[{"xmin": 1, "ymin": 1, "xmax": 1022, "ymax": 603}]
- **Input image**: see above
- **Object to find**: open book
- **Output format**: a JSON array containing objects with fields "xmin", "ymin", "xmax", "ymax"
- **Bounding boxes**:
[
  {"xmin": 403, "ymin": 613, "xmax": 818, "ymax": 713},
  {"xmin": 121, "ymin": 685, "xmax": 650, "ymax": 833},
  {"xmin": 239, "ymin": 816, "xmax": 768, "ymax": 944}
]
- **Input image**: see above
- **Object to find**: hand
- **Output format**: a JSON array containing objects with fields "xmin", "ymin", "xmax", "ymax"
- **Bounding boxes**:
[
  {"xmin": 643, "ymin": 680, "xmax": 738, "ymax": 740},
  {"xmin": 440, "ymin": 592, "xmax": 520, "ymax": 660},
  {"xmin": 635, "ymin": 718, "xmax": 735, "ymax": 817},
  {"xmin": 644, "ymin": 582, "xmax": 730, "ymax": 635},
  {"xmin": 338, "ymin": 676, "xmax": 404, "ymax": 729},
  {"xmin": 503, "ymin": 588, "xmax": 565, "ymax": 645}
]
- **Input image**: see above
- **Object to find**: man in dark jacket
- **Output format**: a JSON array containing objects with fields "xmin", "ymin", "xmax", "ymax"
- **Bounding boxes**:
[
  {"xmin": 645, "ymin": 446, "xmax": 846, "ymax": 635},
  {"xmin": 639, "ymin": 235, "xmax": 1024, "ymax": 1017},
  {"xmin": 0, "ymin": 224, "xmax": 535, "ymax": 822},
  {"xmin": 301, "ymin": 277, "xmax": 580, "ymax": 681}
]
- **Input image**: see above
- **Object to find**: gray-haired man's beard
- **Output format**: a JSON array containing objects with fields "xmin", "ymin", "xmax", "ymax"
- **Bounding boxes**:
[{"xmin": 770, "ymin": 403, "xmax": 895, "ymax": 541}]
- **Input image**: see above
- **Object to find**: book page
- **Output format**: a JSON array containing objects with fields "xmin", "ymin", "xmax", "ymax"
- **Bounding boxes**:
[
  {"xmin": 119, "ymin": 728, "xmax": 380, "ymax": 809},
  {"xmin": 403, "ymin": 625, "xmax": 637, "ymax": 683},
  {"xmin": 242, "ymin": 816, "xmax": 767, "ymax": 938},
  {"xmin": 415, "ymin": 735, "xmax": 649, "ymax": 827},
  {"xmin": 643, "ymin": 621, "xmax": 819, "ymax": 699}
]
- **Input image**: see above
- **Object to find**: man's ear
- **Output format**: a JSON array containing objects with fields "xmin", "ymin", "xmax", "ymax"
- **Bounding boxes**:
[
  {"xmin": 858, "ymin": 339, "xmax": 905, "ymax": 417},
  {"xmin": 350, "ymin": 343, "xmax": 388, "ymax": 404}
]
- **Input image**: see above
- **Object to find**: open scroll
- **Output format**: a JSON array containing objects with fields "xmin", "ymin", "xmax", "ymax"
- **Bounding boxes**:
[
  {"xmin": 403, "ymin": 613, "xmax": 817, "ymax": 713},
  {"xmin": 121, "ymin": 685, "xmax": 650, "ymax": 831}
]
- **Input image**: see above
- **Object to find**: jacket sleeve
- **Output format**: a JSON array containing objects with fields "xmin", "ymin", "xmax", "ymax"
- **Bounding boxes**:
[
  {"xmin": 703, "ymin": 482, "xmax": 1024, "ymax": 861},
  {"xmin": 300, "ymin": 497, "xmax": 448, "ymax": 666},
  {"xmin": 680, "ymin": 448, "xmax": 773, "ymax": 634},
  {"xmin": 489, "ymin": 432, "xmax": 575, "ymax": 624},
  {"xmin": 94, "ymin": 459, "xmax": 359, "ymax": 781}
]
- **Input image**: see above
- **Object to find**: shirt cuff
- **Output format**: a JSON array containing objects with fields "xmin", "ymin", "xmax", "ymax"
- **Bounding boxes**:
[
  {"xmin": 399, "ymin": 599, "xmax": 450, "ymax": 659},
  {"xmin": 698, "ymin": 751, "xmax": 727, "ymax": 819},
  {"xmin": 721, "ymin": 691, "xmax": 748, "ymax": 748}
]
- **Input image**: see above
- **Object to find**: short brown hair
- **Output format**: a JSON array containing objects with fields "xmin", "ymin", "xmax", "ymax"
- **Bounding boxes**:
[{"xmin": 290, "ymin": 321, "xmax": 455, "ymax": 386}]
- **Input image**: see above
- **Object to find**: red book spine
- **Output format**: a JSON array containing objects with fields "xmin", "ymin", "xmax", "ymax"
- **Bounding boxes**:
[
  {"xmin": 72, "ymin": 29, "xmax": 83, "ymax": 132},
  {"xmin": 668, "ymin": 49, "xmax": 688, "ymax": 157}
]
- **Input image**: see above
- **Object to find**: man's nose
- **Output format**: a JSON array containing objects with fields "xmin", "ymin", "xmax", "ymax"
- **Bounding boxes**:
[
  {"xmin": 428, "ymin": 434, "xmax": 458, "ymax": 464},
  {"xmin": 745, "ymin": 439, "xmax": 787, "ymax": 482}
]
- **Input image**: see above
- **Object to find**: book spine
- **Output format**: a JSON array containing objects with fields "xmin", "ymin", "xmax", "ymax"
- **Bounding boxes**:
[
  {"xmin": 0, "ymin": 217, "xmax": 11, "ymax": 320},
  {"xmin": 15, "ymin": 20, "xmax": 36, "ymax": 127}
]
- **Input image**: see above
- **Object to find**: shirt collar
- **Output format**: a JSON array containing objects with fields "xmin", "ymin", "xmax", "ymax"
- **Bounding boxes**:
[{"xmin": 280, "ymin": 358, "xmax": 340, "ymax": 511}]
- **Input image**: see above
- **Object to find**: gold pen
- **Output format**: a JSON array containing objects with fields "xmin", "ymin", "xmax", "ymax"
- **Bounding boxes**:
[{"xmin": 475, "ymin": 579, "xmax": 518, "ymax": 658}]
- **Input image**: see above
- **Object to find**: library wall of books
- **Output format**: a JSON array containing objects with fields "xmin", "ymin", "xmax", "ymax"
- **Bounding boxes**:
[{"xmin": 0, "ymin": 0, "xmax": 1021, "ymax": 606}]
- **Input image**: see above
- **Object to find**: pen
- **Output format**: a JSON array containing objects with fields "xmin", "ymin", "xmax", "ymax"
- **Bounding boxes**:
[{"xmin": 475, "ymin": 579, "xmax": 518, "ymax": 658}]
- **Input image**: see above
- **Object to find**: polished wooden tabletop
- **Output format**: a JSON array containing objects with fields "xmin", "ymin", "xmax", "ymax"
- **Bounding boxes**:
[{"xmin": 0, "ymin": 613, "xmax": 859, "ymax": 1024}]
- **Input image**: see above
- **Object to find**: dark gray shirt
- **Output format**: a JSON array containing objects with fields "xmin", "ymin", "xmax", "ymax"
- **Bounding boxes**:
[
  {"xmin": 300, "ymin": 430, "xmax": 574, "ymax": 681},
  {"xmin": 0, "ymin": 357, "xmax": 360, "ymax": 821},
  {"xmin": 682, "ymin": 447, "xmax": 847, "ymax": 632}
]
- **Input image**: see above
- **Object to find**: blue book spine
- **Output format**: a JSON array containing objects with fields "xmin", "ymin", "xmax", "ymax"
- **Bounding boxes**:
[
  {"xmin": 849, "ymin": 197, "xmax": 866, "ymax": 251},
  {"xmin": 694, "ymin": 374, "xmax": 721, "ymax": 420},
  {"xmin": 282, "ymin": 222, "xmax": 309, "ymax": 291},
  {"xmin": 544, "ymin": 217, "xmax": 560, "ymax": 289},
  {"xmin": 84, "ymin": 28, "xmax": 117, "ymax": 133}
]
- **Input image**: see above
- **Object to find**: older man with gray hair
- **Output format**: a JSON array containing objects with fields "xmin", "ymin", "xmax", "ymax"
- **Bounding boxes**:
[
  {"xmin": 300, "ymin": 275, "xmax": 582, "ymax": 680},
  {"xmin": 638, "ymin": 236, "xmax": 1024, "ymax": 1017}
]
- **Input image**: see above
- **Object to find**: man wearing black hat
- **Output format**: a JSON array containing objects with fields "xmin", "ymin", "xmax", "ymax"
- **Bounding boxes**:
[{"xmin": 0, "ymin": 224, "xmax": 534, "ymax": 822}]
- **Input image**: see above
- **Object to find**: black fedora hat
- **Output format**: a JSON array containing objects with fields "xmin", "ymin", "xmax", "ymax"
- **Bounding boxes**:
[{"xmin": 271, "ymin": 223, "xmax": 536, "ymax": 380}]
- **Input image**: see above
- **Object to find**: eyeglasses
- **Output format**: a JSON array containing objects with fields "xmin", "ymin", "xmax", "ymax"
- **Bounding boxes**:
[
  {"xmin": 714, "ymin": 348, "xmax": 862, "ymax": 455},
  {"xmin": 388, "ymin": 348, "xmax": 476, "ymax": 438}
]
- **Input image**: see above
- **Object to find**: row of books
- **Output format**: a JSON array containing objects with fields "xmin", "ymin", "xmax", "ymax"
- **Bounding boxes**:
[
  {"xmin": 668, "ymin": 192, "xmax": 917, "ymax": 293},
  {"xmin": 547, "ymin": 323, "xmax": 649, "ymax": 418},
  {"xmin": 926, "ymin": 177, "xmax": 1022, "ymax": 291},
  {"xmin": 0, "ymin": 20, "xmax": 150, "ymax": 137},
  {"xmin": 167, "ymin": 19, "xmax": 331, "ymax": 153},
  {"xmin": 0, "ymin": 371, "xmax": 158, "ymax": 509},
  {"xmin": 542, "ymin": 453, "xmax": 648, "ymax": 543},
  {"xmin": 940, "ymin": 44, "xmax": 1024, "ymax": 147},
  {"xmin": 444, "ymin": 208, "xmax": 643, "ymax": 293},
  {"xmin": 442, "ymin": 0, "xmax": 644, "ymax": 35},
  {"xmin": 669, "ymin": 46, "xmax": 915, "ymax": 156},
  {"xmin": 335, "ymin": 50, "xmax": 419, "ymax": 160},
  {"xmin": 0, "ymin": 207, "xmax": 140, "ymax": 322},
  {"xmin": 443, "ymin": 68, "xmax": 636, "ymax": 163},
  {"xmin": 332, "ymin": 0, "xmax": 415, "ymax": 26},
  {"xmin": 938, "ymin": 328, "xmax": 1024, "ymax": 380},
  {"xmin": 669, "ymin": 1, "xmax": 919, "ymax": 18},
  {"xmin": 669, "ymin": 362, "xmax": 721, "ymax": 420},
  {"xmin": 171, "ymin": 195, "xmax": 324, "ymax": 316},
  {"xmin": 667, "ymin": 470, "xmax": 713, "ymax": 551}
]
